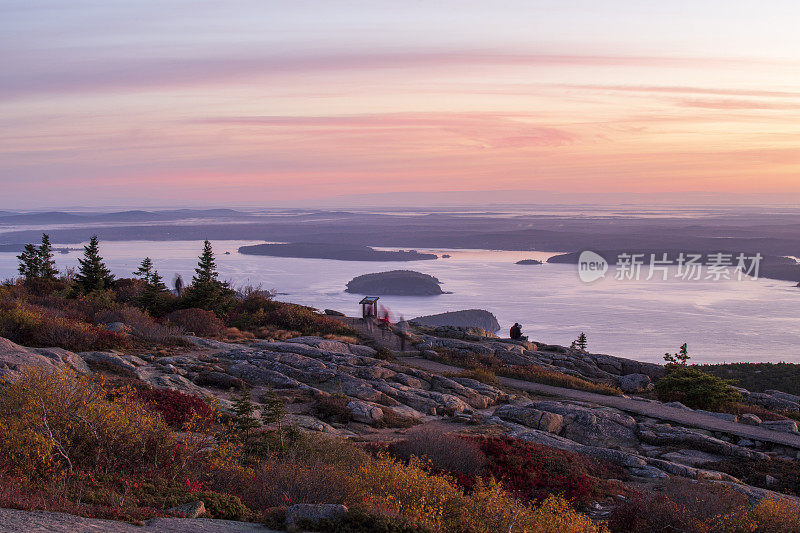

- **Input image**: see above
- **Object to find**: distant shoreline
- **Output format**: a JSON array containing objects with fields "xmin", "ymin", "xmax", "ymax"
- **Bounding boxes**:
[{"xmin": 238, "ymin": 242, "xmax": 438, "ymax": 262}]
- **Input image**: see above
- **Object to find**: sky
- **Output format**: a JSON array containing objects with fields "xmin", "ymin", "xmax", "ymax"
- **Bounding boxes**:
[{"xmin": 2, "ymin": 0, "xmax": 800, "ymax": 208}]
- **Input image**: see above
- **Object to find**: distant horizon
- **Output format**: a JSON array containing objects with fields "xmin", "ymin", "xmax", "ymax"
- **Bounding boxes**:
[
  {"xmin": 4, "ymin": 190, "xmax": 800, "ymax": 212},
  {"xmin": 4, "ymin": 2, "xmax": 800, "ymax": 207}
]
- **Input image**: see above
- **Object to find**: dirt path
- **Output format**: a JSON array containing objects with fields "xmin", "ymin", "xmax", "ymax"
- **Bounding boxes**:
[{"xmin": 399, "ymin": 356, "xmax": 800, "ymax": 451}]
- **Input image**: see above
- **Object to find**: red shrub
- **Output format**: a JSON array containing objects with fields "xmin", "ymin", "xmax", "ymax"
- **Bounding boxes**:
[
  {"xmin": 133, "ymin": 387, "xmax": 216, "ymax": 428},
  {"xmin": 165, "ymin": 308, "xmax": 225, "ymax": 337},
  {"xmin": 472, "ymin": 436, "xmax": 624, "ymax": 505}
]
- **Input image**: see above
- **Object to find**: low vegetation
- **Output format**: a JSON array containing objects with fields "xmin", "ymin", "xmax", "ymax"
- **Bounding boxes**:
[
  {"xmin": 699, "ymin": 362, "xmax": 800, "ymax": 396},
  {"xmin": 700, "ymin": 457, "xmax": 800, "ymax": 497},
  {"xmin": 654, "ymin": 364, "xmax": 742, "ymax": 410},
  {"xmin": 428, "ymin": 348, "xmax": 622, "ymax": 396},
  {"xmin": 0, "ymin": 368, "xmax": 611, "ymax": 531},
  {"xmin": 609, "ymin": 478, "xmax": 800, "ymax": 533}
]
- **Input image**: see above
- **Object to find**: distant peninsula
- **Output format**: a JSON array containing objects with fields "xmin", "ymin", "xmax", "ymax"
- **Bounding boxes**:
[
  {"xmin": 515, "ymin": 259, "xmax": 543, "ymax": 265},
  {"xmin": 238, "ymin": 242, "xmax": 437, "ymax": 262},
  {"xmin": 345, "ymin": 270, "xmax": 444, "ymax": 295},
  {"xmin": 411, "ymin": 309, "xmax": 501, "ymax": 332}
]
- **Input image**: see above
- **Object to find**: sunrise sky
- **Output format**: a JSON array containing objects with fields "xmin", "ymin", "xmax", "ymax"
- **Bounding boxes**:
[{"xmin": 2, "ymin": 1, "xmax": 800, "ymax": 208}]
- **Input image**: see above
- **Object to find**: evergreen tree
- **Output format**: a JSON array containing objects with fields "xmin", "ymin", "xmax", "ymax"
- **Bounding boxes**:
[
  {"xmin": 148, "ymin": 269, "xmax": 168, "ymax": 293},
  {"xmin": 575, "ymin": 332, "xmax": 588, "ymax": 352},
  {"xmin": 664, "ymin": 343, "xmax": 690, "ymax": 365},
  {"xmin": 17, "ymin": 243, "xmax": 41, "ymax": 280},
  {"xmin": 134, "ymin": 257, "xmax": 154, "ymax": 283},
  {"xmin": 139, "ymin": 269, "xmax": 171, "ymax": 316},
  {"xmin": 74, "ymin": 235, "xmax": 115, "ymax": 292},
  {"xmin": 38, "ymin": 234, "xmax": 58, "ymax": 280},
  {"xmin": 261, "ymin": 388, "xmax": 287, "ymax": 449},
  {"xmin": 193, "ymin": 240, "xmax": 219, "ymax": 286},
  {"xmin": 230, "ymin": 387, "xmax": 260, "ymax": 445},
  {"xmin": 182, "ymin": 240, "xmax": 234, "ymax": 312}
]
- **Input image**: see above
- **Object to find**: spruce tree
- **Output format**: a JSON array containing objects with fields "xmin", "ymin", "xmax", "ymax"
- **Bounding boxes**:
[
  {"xmin": 193, "ymin": 240, "xmax": 219, "ymax": 286},
  {"xmin": 17, "ymin": 243, "xmax": 41, "ymax": 280},
  {"xmin": 148, "ymin": 269, "xmax": 168, "ymax": 293},
  {"xmin": 38, "ymin": 234, "xmax": 58, "ymax": 280},
  {"xmin": 74, "ymin": 235, "xmax": 114, "ymax": 292},
  {"xmin": 183, "ymin": 240, "xmax": 234, "ymax": 312},
  {"xmin": 134, "ymin": 257, "xmax": 154, "ymax": 283},
  {"xmin": 664, "ymin": 343, "xmax": 690, "ymax": 365},
  {"xmin": 140, "ymin": 269, "xmax": 170, "ymax": 316},
  {"xmin": 261, "ymin": 388, "xmax": 287, "ymax": 449},
  {"xmin": 230, "ymin": 388, "xmax": 260, "ymax": 445},
  {"xmin": 576, "ymin": 332, "xmax": 588, "ymax": 352}
]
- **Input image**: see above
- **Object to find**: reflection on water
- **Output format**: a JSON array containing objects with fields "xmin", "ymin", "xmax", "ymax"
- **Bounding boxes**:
[{"xmin": 0, "ymin": 239, "xmax": 797, "ymax": 364}]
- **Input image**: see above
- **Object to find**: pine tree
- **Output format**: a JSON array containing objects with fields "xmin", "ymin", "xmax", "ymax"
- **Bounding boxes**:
[
  {"xmin": 38, "ymin": 234, "xmax": 58, "ymax": 280},
  {"xmin": 193, "ymin": 240, "xmax": 219, "ymax": 286},
  {"xmin": 664, "ymin": 343, "xmax": 690, "ymax": 365},
  {"xmin": 74, "ymin": 235, "xmax": 115, "ymax": 292},
  {"xmin": 261, "ymin": 388, "xmax": 287, "ymax": 450},
  {"xmin": 230, "ymin": 388, "xmax": 260, "ymax": 444},
  {"xmin": 575, "ymin": 332, "xmax": 588, "ymax": 352},
  {"xmin": 183, "ymin": 240, "xmax": 234, "ymax": 312},
  {"xmin": 17, "ymin": 243, "xmax": 42, "ymax": 280},
  {"xmin": 134, "ymin": 257, "xmax": 154, "ymax": 283},
  {"xmin": 140, "ymin": 269, "xmax": 171, "ymax": 316},
  {"xmin": 148, "ymin": 269, "xmax": 168, "ymax": 293}
]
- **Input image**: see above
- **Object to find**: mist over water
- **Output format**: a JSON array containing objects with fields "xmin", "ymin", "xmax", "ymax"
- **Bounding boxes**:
[{"xmin": 1, "ymin": 239, "xmax": 797, "ymax": 364}]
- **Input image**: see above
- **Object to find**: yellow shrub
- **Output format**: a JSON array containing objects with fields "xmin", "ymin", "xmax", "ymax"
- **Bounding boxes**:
[
  {"xmin": 0, "ymin": 367, "xmax": 178, "ymax": 478},
  {"xmin": 356, "ymin": 454, "xmax": 607, "ymax": 533},
  {"xmin": 0, "ymin": 418, "xmax": 55, "ymax": 479},
  {"xmin": 712, "ymin": 497, "xmax": 800, "ymax": 533},
  {"xmin": 357, "ymin": 454, "xmax": 462, "ymax": 530}
]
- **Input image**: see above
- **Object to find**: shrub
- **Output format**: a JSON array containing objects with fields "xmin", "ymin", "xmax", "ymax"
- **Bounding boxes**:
[
  {"xmin": 358, "ymin": 454, "xmax": 606, "ymax": 533},
  {"xmin": 192, "ymin": 490, "xmax": 250, "ymax": 520},
  {"xmin": 0, "ymin": 368, "xmax": 181, "ymax": 479},
  {"xmin": 390, "ymin": 427, "xmax": 487, "ymax": 476},
  {"xmin": 165, "ymin": 308, "xmax": 225, "ymax": 337},
  {"xmin": 94, "ymin": 306, "xmax": 184, "ymax": 345},
  {"xmin": 315, "ymin": 394, "xmax": 353, "ymax": 423},
  {"xmin": 610, "ymin": 479, "xmax": 741, "ymax": 533},
  {"xmin": 454, "ymin": 368, "xmax": 499, "ymax": 386},
  {"xmin": 655, "ymin": 364, "xmax": 742, "ymax": 410},
  {"xmin": 720, "ymin": 402, "xmax": 790, "ymax": 422},
  {"xmin": 132, "ymin": 387, "xmax": 217, "ymax": 429},
  {"xmin": 700, "ymin": 457, "xmax": 800, "ymax": 497},
  {"xmin": 712, "ymin": 497, "xmax": 800, "ymax": 533},
  {"xmin": 699, "ymin": 362, "xmax": 800, "ymax": 395},
  {"xmin": 474, "ymin": 436, "xmax": 624, "ymax": 506},
  {"xmin": 229, "ymin": 296, "xmax": 357, "ymax": 337},
  {"xmin": 0, "ymin": 299, "xmax": 129, "ymax": 352},
  {"xmin": 427, "ymin": 349, "xmax": 621, "ymax": 395}
]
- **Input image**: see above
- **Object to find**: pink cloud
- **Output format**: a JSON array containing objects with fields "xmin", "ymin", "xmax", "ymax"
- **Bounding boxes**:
[
  {"xmin": 196, "ymin": 112, "xmax": 575, "ymax": 149},
  {"xmin": 0, "ymin": 50, "xmax": 775, "ymax": 100}
]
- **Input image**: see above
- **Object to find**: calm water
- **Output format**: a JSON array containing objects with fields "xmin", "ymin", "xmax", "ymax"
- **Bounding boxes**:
[{"xmin": 1, "ymin": 239, "xmax": 798, "ymax": 364}]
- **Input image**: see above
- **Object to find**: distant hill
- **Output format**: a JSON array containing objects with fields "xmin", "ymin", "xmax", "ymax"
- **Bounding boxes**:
[
  {"xmin": 411, "ymin": 309, "xmax": 501, "ymax": 331},
  {"xmin": 345, "ymin": 270, "xmax": 444, "ymax": 295},
  {"xmin": 240, "ymin": 243, "xmax": 437, "ymax": 262}
]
